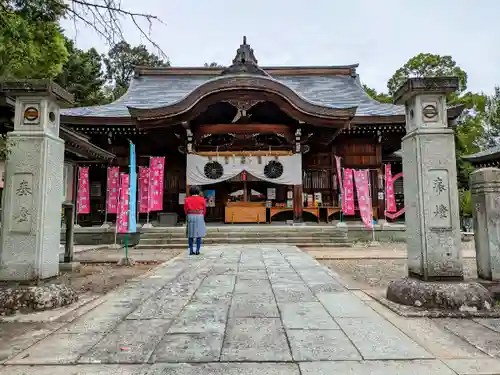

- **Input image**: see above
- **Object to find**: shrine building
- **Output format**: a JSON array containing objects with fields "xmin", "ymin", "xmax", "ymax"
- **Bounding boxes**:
[{"xmin": 58, "ymin": 37, "xmax": 464, "ymax": 226}]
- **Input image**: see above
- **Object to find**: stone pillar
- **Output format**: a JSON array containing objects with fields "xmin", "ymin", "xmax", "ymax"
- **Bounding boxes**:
[
  {"xmin": 0, "ymin": 81, "xmax": 72, "ymax": 281},
  {"xmin": 394, "ymin": 77, "xmax": 463, "ymax": 281},
  {"xmin": 470, "ymin": 168, "xmax": 500, "ymax": 280}
]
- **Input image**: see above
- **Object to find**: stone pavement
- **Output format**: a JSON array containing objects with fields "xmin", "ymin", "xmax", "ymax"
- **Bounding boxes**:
[{"xmin": 1, "ymin": 245, "xmax": 499, "ymax": 374}]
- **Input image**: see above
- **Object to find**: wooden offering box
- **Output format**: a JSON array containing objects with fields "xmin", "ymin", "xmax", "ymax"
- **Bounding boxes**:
[{"xmin": 225, "ymin": 202, "xmax": 266, "ymax": 223}]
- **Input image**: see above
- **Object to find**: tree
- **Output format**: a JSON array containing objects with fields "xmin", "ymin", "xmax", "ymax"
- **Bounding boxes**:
[
  {"xmin": 204, "ymin": 62, "xmax": 225, "ymax": 68},
  {"xmin": 104, "ymin": 41, "xmax": 170, "ymax": 99},
  {"xmin": 1, "ymin": 0, "xmax": 167, "ymax": 58},
  {"xmin": 55, "ymin": 38, "xmax": 110, "ymax": 106},
  {"xmin": 481, "ymin": 86, "xmax": 500, "ymax": 147},
  {"xmin": 387, "ymin": 53, "xmax": 468, "ymax": 96},
  {"xmin": 362, "ymin": 84, "xmax": 392, "ymax": 103},
  {"xmin": 0, "ymin": 7, "xmax": 67, "ymax": 78}
]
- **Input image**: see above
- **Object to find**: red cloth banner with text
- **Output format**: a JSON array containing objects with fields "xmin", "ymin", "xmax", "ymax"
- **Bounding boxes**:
[
  {"xmin": 385, "ymin": 164, "xmax": 397, "ymax": 213},
  {"xmin": 106, "ymin": 167, "xmax": 120, "ymax": 214},
  {"xmin": 116, "ymin": 173, "xmax": 129, "ymax": 233},
  {"xmin": 342, "ymin": 168, "xmax": 355, "ymax": 215},
  {"xmin": 353, "ymin": 169, "xmax": 374, "ymax": 229},
  {"xmin": 149, "ymin": 157, "xmax": 165, "ymax": 212},
  {"xmin": 139, "ymin": 167, "xmax": 150, "ymax": 213},
  {"xmin": 77, "ymin": 167, "xmax": 90, "ymax": 214}
]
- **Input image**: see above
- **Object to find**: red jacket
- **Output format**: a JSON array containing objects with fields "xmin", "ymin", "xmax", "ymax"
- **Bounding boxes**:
[{"xmin": 184, "ymin": 195, "xmax": 206, "ymax": 216}]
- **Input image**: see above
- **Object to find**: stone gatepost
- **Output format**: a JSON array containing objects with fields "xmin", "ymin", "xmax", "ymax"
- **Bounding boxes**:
[
  {"xmin": 394, "ymin": 77, "xmax": 463, "ymax": 280},
  {"xmin": 386, "ymin": 78, "xmax": 493, "ymax": 312},
  {"xmin": 470, "ymin": 167, "xmax": 500, "ymax": 280},
  {"xmin": 0, "ymin": 81, "xmax": 73, "ymax": 281}
]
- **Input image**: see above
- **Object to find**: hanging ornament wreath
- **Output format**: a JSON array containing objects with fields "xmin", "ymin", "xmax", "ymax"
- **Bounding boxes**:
[
  {"xmin": 264, "ymin": 160, "xmax": 284, "ymax": 179},
  {"xmin": 204, "ymin": 161, "xmax": 224, "ymax": 179}
]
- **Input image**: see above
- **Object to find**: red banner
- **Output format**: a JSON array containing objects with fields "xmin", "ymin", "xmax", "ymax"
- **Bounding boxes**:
[
  {"xmin": 385, "ymin": 164, "xmax": 397, "ymax": 213},
  {"xmin": 106, "ymin": 167, "xmax": 120, "ymax": 214},
  {"xmin": 139, "ymin": 167, "xmax": 150, "ymax": 213},
  {"xmin": 77, "ymin": 167, "xmax": 90, "ymax": 214},
  {"xmin": 353, "ymin": 169, "xmax": 373, "ymax": 229},
  {"xmin": 149, "ymin": 157, "xmax": 165, "ymax": 212},
  {"xmin": 116, "ymin": 173, "xmax": 129, "ymax": 233},
  {"xmin": 342, "ymin": 168, "xmax": 355, "ymax": 215}
]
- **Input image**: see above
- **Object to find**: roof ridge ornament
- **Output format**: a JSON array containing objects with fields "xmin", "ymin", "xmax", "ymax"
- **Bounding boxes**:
[{"xmin": 221, "ymin": 36, "xmax": 270, "ymax": 77}]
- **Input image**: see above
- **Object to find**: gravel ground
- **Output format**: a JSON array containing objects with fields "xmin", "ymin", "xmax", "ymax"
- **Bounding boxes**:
[{"xmin": 320, "ymin": 258, "xmax": 478, "ymax": 291}]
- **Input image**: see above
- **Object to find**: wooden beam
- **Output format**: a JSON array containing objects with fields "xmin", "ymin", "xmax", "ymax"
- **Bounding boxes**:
[
  {"xmin": 195, "ymin": 150, "xmax": 292, "ymax": 157},
  {"xmin": 197, "ymin": 123, "xmax": 292, "ymax": 135}
]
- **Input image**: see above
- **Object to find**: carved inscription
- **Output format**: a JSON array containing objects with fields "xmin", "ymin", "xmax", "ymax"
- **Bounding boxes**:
[
  {"xmin": 10, "ymin": 173, "xmax": 34, "ymax": 233},
  {"xmin": 427, "ymin": 170, "xmax": 452, "ymax": 229}
]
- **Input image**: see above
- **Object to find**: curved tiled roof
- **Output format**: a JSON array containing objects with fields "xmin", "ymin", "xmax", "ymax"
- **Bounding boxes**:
[
  {"xmin": 61, "ymin": 70, "xmax": 405, "ymax": 119},
  {"xmin": 464, "ymin": 145, "xmax": 500, "ymax": 162}
]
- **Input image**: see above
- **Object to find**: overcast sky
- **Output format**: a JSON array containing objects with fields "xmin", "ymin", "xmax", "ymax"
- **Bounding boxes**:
[{"xmin": 62, "ymin": 0, "xmax": 500, "ymax": 95}]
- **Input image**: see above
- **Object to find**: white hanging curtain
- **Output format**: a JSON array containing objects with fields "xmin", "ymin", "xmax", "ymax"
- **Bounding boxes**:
[{"xmin": 186, "ymin": 154, "xmax": 302, "ymax": 186}]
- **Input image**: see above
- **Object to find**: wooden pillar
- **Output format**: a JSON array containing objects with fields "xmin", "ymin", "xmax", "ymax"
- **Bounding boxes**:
[
  {"xmin": 293, "ymin": 184, "xmax": 303, "ymax": 221},
  {"xmin": 186, "ymin": 184, "xmax": 191, "ymax": 197}
]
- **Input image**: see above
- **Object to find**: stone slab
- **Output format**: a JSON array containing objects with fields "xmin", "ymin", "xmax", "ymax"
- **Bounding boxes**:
[
  {"xmin": 147, "ymin": 363, "xmax": 300, "ymax": 375},
  {"xmin": 336, "ymin": 317, "xmax": 433, "ymax": 360},
  {"xmin": 229, "ymin": 293, "xmax": 279, "ymax": 318},
  {"xmin": 220, "ymin": 318, "xmax": 291, "ymax": 361},
  {"xmin": 79, "ymin": 319, "xmax": 172, "ymax": 364},
  {"xmin": 6, "ymin": 333, "xmax": 103, "ymax": 364},
  {"xmin": 287, "ymin": 329, "xmax": 361, "ymax": 360},
  {"xmin": 318, "ymin": 292, "xmax": 378, "ymax": 317},
  {"xmin": 299, "ymin": 360, "xmax": 456, "ymax": 375},
  {"xmin": 152, "ymin": 332, "xmax": 224, "ymax": 363},
  {"xmin": 127, "ymin": 296, "xmax": 189, "ymax": 320},
  {"xmin": 168, "ymin": 302, "xmax": 229, "ymax": 334},
  {"xmin": 190, "ymin": 287, "xmax": 233, "ymax": 304},
  {"xmin": 280, "ymin": 302, "xmax": 340, "ymax": 329},
  {"xmin": 0, "ymin": 365, "xmax": 146, "ymax": 375},
  {"xmin": 237, "ymin": 270, "xmax": 268, "ymax": 279},
  {"xmin": 443, "ymin": 358, "xmax": 500, "ymax": 375},
  {"xmin": 59, "ymin": 305, "xmax": 132, "ymax": 333},
  {"xmin": 233, "ymin": 279, "xmax": 273, "ymax": 295},
  {"xmin": 435, "ymin": 319, "xmax": 500, "ymax": 357},
  {"xmin": 272, "ymin": 285, "xmax": 317, "ymax": 303}
]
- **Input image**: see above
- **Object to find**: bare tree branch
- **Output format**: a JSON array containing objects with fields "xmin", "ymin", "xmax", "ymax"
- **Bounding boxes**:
[{"xmin": 62, "ymin": 0, "xmax": 168, "ymax": 59}]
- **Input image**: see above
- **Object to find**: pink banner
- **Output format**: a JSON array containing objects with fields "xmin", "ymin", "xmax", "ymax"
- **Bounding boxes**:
[
  {"xmin": 342, "ymin": 168, "xmax": 355, "ymax": 215},
  {"xmin": 106, "ymin": 167, "xmax": 120, "ymax": 214},
  {"xmin": 385, "ymin": 164, "xmax": 397, "ymax": 213},
  {"xmin": 77, "ymin": 167, "xmax": 90, "ymax": 215},
  {"xmin": 116, "ymin": 173, "xmax": 129, "ymax": 233},
  {"xmin": 353, "ymin": 169, "xmax": 373, "ymax": 229},
  {"xmin": 139, "ymin": 167, "xmax": 150, "ymax": 213},
  {"xmin": 149, "ymin": 157, "xmax": 165, "ymax": 212}
]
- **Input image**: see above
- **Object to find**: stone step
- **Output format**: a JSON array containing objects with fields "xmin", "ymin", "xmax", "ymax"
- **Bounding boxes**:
[
  {"xmin": 140, "ymin": 231, "xmax": 347, "ymax": 239},
  {"xmin": 138, "ymin": 236, "xmax": 350, "ymax": 245},
  {"xmin": 134, "ymin": 241, "xmax": 353, "ymax": 250}
]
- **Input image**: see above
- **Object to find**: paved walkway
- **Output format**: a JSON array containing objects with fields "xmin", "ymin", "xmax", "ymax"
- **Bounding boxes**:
[{"xmin": 0, "ymin": 245, "xmax": 496, "ymax": 374}]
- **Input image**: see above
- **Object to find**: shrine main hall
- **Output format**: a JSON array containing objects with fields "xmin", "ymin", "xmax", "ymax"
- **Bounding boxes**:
[{"xmin": 59, "ymin": 37, "xmax": 463, "ymax": 226}]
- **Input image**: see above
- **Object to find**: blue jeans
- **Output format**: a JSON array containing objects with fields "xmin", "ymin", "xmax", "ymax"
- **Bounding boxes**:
[{"xmin": 188, "ymin": 237, "xmax": 202, "ymax": 254}]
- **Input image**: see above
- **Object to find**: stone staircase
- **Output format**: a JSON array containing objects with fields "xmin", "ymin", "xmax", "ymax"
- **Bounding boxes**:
[{"xmin": 135, "ymin": 226, "xmax": 351, "ymax": 250}]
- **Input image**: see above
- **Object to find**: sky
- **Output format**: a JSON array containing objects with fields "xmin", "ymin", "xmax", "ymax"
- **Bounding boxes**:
[{"xmin": 61, "ymin": 0, "xmax": 500, "ymax": 95}]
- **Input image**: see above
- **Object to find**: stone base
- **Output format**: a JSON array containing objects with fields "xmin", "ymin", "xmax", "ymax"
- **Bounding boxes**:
[
  {"xmin": 117, "ymin": 257, "xmax": 136, "ymax": 266},
  {"xmin": 59, "ymin": 262, "xmax": 81, "ymax": 272},
  {"xmin": 141, "ymin": 223, "xmax": 154, "ymax": 229},
  {"xmin": 387, "ymin": 277, "xmax": 494, "ymax": 311},
  {"xmin": 0, "ymin": 284, "xmax": 78, "ymax": 316}
]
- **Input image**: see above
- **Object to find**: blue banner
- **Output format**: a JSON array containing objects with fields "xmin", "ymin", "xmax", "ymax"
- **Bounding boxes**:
[{"xmin": 128, "ymin": 142, "xmax": 137, "ymax": 233}]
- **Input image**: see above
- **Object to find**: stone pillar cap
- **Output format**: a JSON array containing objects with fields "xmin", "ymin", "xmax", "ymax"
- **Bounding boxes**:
[
  {"xmin": 393, "ymin": 77, "xmax": 459, "ymax": 105},
  {"xmin": 470, "ymin": 167, "xmax": 500, "ymax": 184},
  {"xmin": 0, "ymin": 79, "xmax": 74, "ymax": 105}
]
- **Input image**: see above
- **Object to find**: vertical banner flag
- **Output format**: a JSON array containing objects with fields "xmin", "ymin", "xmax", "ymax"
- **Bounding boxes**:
[
  {"xmin": 149, "ymin": 157, "xmax": 165, "ymax": 211},
  {"xmin": 342, "ymin": 168, "xmax": 355, "ymax": 215},
  {"xmin": 128, "ymin": 142, "xmax": 137, "ymax": 233},
  {"xmin": 385, "ymin": 164, "xmax": 397, "ymax": 213},
  {"xmin": 106, "ymin": 167, "xmax": 120, "ymax": 214},
  {"xmin": 353, "ymin": 169, "xmax": 374, "ymax": 229},
  {"xmin": 77, "ymin": 167, "xmax": 90, "ymax": 214},
  {"xmin": 139, "ymin": 167, "xmax": 150, "ymax": 213},
  {"xmin": 117, "ymin": 173, "xmax": 130, "ymax": 233}
]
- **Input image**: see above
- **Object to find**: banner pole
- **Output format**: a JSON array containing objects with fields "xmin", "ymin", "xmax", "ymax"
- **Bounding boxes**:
[
  {"xmin": 113, "ymin": 174, "xmax": 121, "ymax": 249},
  {"xmin": 147, "ymin": 158, "xmax": 151, "ymax": 225},
  {"xmin": 75, "ymin": 166, "xmax": 80, "ymax": 228},
  {"xmin": 102, "ymin": 166, "xmax": 110, "ymax": 228}
]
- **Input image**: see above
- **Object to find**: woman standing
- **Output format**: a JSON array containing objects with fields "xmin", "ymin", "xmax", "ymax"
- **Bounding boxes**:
[{"xmin": 184, "ymin": 185, "xmax": 207, "ymax": 255}]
